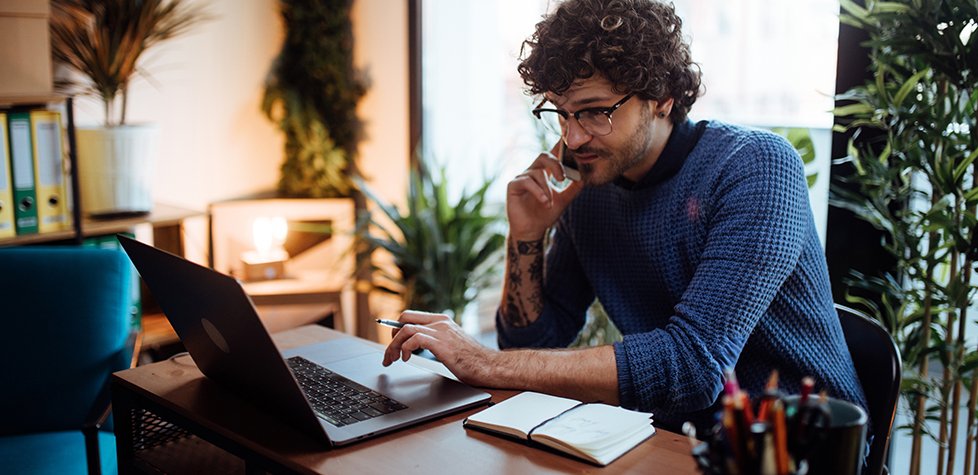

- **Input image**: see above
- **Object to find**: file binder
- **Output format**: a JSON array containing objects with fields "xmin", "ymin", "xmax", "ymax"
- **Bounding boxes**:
[
  {"xmin": 7, "ymin": 111, "xmax": 37, "ymax": 234},
  {"xmin": 0, "ymin": 112, "xmax": 14, "ymax": 239},
  {"xmin": 30, "ymin": 110, "xmax": 70, "ymax": 233}
]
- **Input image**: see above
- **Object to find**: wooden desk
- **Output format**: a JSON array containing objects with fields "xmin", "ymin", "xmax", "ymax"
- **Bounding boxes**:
[{"xmin": 111, "ymin": 326, "xmax": 699, "ymax": 474}]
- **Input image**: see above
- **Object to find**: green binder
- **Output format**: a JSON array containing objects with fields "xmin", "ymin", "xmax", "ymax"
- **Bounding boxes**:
[{"xmin": 7, "ymin": 112, "xmax": 38, "ymax": 235}]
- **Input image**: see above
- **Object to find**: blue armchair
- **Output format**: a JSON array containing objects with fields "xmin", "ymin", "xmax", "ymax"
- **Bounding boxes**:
[{"xmin": 0, "ymin": 247, "xmax": 137, "ymax": 475}]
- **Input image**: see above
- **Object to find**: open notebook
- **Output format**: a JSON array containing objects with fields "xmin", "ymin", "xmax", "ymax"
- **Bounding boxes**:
[{"xmin": 463, "ymin": 391, "xmax": 655, "ymax": 466}]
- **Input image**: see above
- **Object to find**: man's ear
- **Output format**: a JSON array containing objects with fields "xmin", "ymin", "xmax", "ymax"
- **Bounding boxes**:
[{"xmin": 655, "ymin": 98, "xmax": 675, "ymax": 118}]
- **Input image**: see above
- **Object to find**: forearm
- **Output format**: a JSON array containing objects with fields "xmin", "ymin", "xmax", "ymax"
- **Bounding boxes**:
[
  {"xmin": 488, "ymin": 344, "xmax": 620, "ymax": 405},
  {"xmin": 499, "ymin": 236, "xmax": 545, "ymax": 327}
]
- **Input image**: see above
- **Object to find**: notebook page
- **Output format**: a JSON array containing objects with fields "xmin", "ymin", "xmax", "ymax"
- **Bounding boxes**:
[
  {"xmin": 465, "ymin": 392, "xmax": 581, "ymax": 437},
  {"xmin": 532, "ymin": 403, "xmax": 653, "ymax": 449}
]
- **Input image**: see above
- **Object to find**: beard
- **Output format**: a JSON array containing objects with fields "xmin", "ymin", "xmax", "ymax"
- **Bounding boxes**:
[{"xmin": 570, "ymin": 105, "xmax": 656, "ymax": 187}]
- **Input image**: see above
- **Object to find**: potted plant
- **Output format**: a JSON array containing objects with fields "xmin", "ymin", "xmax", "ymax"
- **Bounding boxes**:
[
  {"xmin": 261, "ymin": 0, "xmax": 366, "ymax": 199},
  {"xmin": 50, "ymin": 0, "xmax": 207, "ymax": 216},
  {"xmin": 832, "ymin": 0, "xmax": 978, "ymax": 473},
  {"xmin": 354, "ymin": 161, "xmax": 506, "ymax": 327}
]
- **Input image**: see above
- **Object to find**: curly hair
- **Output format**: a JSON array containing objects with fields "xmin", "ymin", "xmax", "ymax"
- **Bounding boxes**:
[{"xmin": 518, "ymin": 0, "xmax": 702, "ymax": 123}]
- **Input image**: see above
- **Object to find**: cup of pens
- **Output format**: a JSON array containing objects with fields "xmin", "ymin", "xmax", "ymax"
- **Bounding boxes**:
[{"xmin": 685, "ymin": 371, "xmax": 867, "ymax": 475}]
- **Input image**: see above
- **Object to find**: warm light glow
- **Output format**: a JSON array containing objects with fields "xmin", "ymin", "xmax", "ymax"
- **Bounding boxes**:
[
  {"xmin": 253, "ymin": 217, "xmax": 273, "ymax": 255},
  {"xmin": 252, "ymin": 216, "xmax": 289, "ymax": 256},
  {"xmin": 272, "ymin": 216, "xmax": 288, "ymax": 246}
]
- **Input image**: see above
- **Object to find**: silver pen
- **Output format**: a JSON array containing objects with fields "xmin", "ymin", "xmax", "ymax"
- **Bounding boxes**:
[{"xmin": 375, "ymin": 318, "xmax": 406, "ymax": 329}]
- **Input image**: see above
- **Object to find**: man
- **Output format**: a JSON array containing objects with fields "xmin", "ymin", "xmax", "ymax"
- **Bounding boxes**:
[{"xmin": 382, "ymin": 0, "xmax": 867, "ymax": 434}]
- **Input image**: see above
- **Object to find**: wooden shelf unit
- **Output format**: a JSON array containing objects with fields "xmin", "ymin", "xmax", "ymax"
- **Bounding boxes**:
[
  {"xmin": 0, "ymin": 203, "xmax": 206, "ymax": 247},
  {"xmin": 1, "ymin": 95, "xmax": 209, "ymax": 248},
  {"xmin": 1, "ymin": 94, "xmax": 83, "ymax": 246}
]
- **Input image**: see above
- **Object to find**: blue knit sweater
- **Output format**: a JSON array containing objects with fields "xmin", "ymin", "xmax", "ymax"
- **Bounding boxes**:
[{"xmin": 496, "ymin": 120, "xmax": 868, "ymax": 434}]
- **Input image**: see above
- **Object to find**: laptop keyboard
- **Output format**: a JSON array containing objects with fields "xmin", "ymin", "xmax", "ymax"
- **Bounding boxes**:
[{"xmin": 286, "ymin": 356, "xmax": 408, "ymax": 427}]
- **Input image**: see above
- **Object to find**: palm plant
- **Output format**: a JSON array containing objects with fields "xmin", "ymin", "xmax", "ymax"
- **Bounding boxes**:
[
  {"xmin": 832, "ymin": 1, "xmax": 978, "ymax": 473},
  {"xmin": 50, "ymin": 0, "xmax": 208, "ymax": 126},
  {"xmin": 354, "ymin": 162, "xmax": 506, "ymax": 323}
]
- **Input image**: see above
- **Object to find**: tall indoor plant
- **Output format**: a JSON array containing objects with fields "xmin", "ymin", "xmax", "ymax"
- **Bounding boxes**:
[
  {"xmin": 50, "ymin": 0, "xmax": 207, "ymax": 216},
  {"xmin": 832, "ymin": 1, "xmax": 978, "ymax": 473},
  {"xmin": 354, "ymin": 161, "xmax": 506, "ymax": 325},
  {"xmin": 262, "ymin": 0, "xmax": 366, "ymax": 199}
]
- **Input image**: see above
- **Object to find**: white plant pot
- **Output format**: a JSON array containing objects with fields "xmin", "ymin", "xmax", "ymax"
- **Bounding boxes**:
[{"xmin": 76, "ymin": 124, "xmax": 159, "ymax": 216}]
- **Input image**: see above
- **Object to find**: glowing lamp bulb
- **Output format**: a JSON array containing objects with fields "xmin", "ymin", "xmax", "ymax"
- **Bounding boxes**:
[
  {"xmin": 253, "ymin": 217, "xmax": 273, "ymax": 255},
  {"xmin": 272, "ymin": 216, "xmax": 288, "ymax": 246}
]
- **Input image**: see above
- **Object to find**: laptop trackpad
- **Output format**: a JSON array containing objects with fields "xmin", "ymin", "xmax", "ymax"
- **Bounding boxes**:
[
  {"xmin": 285, "ymin": 338, "xmax": 380, "ymax": 364},
  {"xmin": 328, "ymin": 353, "xmax": 445, "ymax": 405}
]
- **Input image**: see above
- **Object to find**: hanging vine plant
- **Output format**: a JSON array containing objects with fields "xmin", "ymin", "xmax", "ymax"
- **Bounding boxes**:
[{"xmin": 262, "ymin": 0, "xmax": 367, "ymax": 198}]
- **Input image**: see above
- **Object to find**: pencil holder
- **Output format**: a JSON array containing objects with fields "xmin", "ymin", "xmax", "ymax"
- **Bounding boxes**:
[
  {"xmin": 687, "ymin": 424, "xmax": 809, "ymax": 475},
  {"xmin": 686, "ymin": 392, "xmax": 863, "ymax": 475},
  {"xmin": 783, "ymin": 396, "xmax": 866, "ymax": 475}
]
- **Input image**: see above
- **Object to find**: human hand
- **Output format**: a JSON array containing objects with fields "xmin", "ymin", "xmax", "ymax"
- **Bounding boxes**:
[
  {"xmin": 506, "ymin": 143, "xmax": 584, "ymax": 242},
  {"xmin": 382, "ymin": 310, "xmax": 496, "ymax": 388}
]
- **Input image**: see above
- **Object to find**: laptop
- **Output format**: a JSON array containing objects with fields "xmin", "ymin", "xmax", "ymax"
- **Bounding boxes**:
[{"xmin": 117, "ymin": 235, "xmax": 490, "ymax": 447}]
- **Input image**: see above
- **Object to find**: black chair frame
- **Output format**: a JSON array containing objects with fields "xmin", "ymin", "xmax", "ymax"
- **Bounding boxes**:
[{"xmin": 836, "ymin": 304, "xmax": 902, "ymax": 475}]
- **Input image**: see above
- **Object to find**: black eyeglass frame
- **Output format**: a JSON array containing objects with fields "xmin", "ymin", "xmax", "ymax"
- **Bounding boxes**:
[{"xmin": 531, "ymin": 92, "xmax": 637, "ymax": 137}]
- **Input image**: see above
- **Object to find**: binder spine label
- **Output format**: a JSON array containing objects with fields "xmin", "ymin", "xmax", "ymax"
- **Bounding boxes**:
[{"xmin": 8, "ymin": 113, "xmax": 38, "ymax": 234}]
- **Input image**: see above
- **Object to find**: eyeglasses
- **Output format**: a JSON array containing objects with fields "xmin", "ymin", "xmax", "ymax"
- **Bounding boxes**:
[{"xmin": 532, "ymin": 93, "xmax": 636, "ymax": 137}]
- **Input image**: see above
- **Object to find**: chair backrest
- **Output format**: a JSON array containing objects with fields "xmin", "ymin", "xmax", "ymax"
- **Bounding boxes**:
[
  {"xmin": 0, "ymin": 247, "xmax": 134, "ymax": 436},
  {"xmin": 835, "ymin": 304, "xmax": 902, "ymax": 475}
]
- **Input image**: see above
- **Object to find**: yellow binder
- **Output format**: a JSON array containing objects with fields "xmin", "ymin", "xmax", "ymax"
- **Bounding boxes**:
[
  {"xmin": 0, "ymin": 112, "xmax": 14, "ymax": 238},
  {"xmin": 30, "ymin": 110, "xmax": 70, "ymax": 233}
]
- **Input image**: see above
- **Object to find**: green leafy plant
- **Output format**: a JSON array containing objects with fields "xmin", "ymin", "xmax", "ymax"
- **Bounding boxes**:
[
  {"xmin": 50, "ymin": 0, "xmax": 209, "ymax": 126},
  {"xmin": 354, "ymin": 162, "xmax": 507, "ymax": 323},
  {"xmin": 262, "ymin": 0, "xmax": 367, "ymax": 198},
  {"xmin": 832, "ymin": 1, "xmax": 978, "ymax": 473},
  {"xmin": 772, "ymin": 127, "xmax": 819, "ymax": 188}
]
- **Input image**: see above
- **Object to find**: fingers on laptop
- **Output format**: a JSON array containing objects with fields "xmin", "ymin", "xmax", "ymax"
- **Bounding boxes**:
[{"xmin": 383, "ymin": 323, "xmax": 427, "ymax": 365}]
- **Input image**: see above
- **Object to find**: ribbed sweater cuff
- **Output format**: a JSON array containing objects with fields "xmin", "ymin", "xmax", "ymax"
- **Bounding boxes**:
[{"xmin": 613, "ymin": 341, "xmax": 636, "ymax": 409}]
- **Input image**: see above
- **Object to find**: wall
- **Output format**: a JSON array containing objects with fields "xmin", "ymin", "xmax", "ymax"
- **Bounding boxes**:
[{"xmin": 69, "ymin": 0, "xmax": 409, "ymax": 261}]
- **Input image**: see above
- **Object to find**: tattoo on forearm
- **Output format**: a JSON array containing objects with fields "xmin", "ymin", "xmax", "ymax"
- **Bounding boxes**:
[
  {"xmin": 507, "ymin": 240, "xmax": 522, "ymax": 289},
  {"xmin": 517, "ymin": 240, "xmax": 543, "ymax": 255},
  {"xmin": 527, "ymin": 288, "xmax": 544, "ymax": 315},
  {"xmin": 528, "ymin": 256, "xmax": 543, "ymax": 283},
  {"xmin": 504, "ymin": 295, "xmax": 528, "ymax": 327},
  {"xmin": 502, "ymin": 239, "xmax": 545, "ymax": 327}
]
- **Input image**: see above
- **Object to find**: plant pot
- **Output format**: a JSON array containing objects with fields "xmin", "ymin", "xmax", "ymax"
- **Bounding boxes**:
[{"xmin": 76, "ymin": 124, "xmax": 159, "ymax": 217}]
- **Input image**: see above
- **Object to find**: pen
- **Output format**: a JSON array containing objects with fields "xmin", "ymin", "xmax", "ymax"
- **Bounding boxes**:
[
  {"xmin": 799, "ymin": 376, "xmax": 814, "ymax": 405},
  {"xmin": 375, "ymin": 318, "xmax": 405, "ymax": 329},
  {"xmin": 771, "ymin": 399, "xmax": 790, "ymax": 475},
  {"xmin": 757, "ymin": 370, "xmax": 779, "ymax": 422}
]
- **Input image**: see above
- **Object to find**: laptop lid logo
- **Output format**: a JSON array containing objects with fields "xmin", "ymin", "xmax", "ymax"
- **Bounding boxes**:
[{"xmin": 202, "ymin": 318, "xmax": 231, "ymax": 353}]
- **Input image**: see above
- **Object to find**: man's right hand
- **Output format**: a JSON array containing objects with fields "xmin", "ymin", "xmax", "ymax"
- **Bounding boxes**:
[{"xmin": 506, "ymin": 144, "xmax": 584, "ymax": 241}]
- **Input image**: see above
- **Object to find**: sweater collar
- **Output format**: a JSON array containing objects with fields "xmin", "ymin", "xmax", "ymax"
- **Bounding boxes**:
[{"xmin": 614, "ymin": 119, "xmax": 706, "ymax": 191}]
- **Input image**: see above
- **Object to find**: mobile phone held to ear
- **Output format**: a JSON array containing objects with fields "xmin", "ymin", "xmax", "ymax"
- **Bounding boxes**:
[{"xmin": 558, "ymin": 142, "xmax": 580, "ymax": 182}]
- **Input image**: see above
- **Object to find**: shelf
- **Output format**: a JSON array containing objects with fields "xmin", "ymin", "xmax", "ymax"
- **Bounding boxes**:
[
  {"xmin": 0, "ymin": 94, "xmax": 66, "ymax": 109},
  {"xmin": 0, "ymin": 203, "xmax": 206, "ymax": 247}
]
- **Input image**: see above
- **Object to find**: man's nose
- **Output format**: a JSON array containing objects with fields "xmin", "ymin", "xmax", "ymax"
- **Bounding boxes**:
[{"xmin": 563, "ymin": 117, "xmax": 593, "ymax": 150}]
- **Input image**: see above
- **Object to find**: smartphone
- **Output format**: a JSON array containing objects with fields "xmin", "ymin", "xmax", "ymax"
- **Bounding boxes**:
[{"xmin": 558, "ymin": 142, "xmax": 580, "ymax": 182}]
